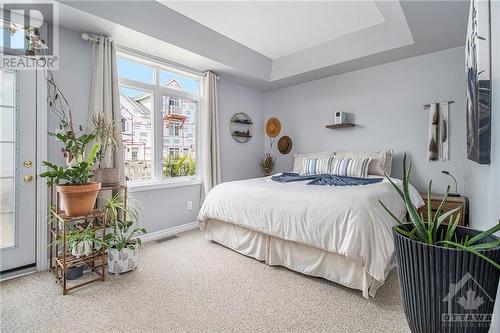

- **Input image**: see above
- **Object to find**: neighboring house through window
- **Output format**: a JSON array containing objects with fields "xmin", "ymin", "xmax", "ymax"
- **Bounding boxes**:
[{"xmin": 117, "ymin": 50, "xmax": 201, "ymax": 183}]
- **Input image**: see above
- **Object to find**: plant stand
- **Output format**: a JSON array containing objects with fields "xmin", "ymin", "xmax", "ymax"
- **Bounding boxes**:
[{"xmin": 49, "ymin": 184, "xmax": 127, "ymax": 294}]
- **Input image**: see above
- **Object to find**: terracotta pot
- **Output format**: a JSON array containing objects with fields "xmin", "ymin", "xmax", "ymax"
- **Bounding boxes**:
[
  {"xmin": 93, "ymin": 168, "xmax": 120, "ymax": 186},
  {"xmin": 57, "ymin": 182, "xmax": 101, "ymax": 217}
]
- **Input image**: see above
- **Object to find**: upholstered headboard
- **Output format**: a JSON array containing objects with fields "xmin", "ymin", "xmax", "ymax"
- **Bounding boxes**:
[{"xmin": 293, "ymin": 150, "xmax": 393, "ymax": 176}]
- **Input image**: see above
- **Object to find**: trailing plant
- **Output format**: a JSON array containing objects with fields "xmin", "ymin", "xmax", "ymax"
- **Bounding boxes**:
[
  {"xmin": 163, "ymin": 154, "xmax": 196, "ymax": 177},
  {"xmin": 261, "ymin": 153, "xmax": 276, "ymax": 175},
  {"xmin": 91, "ymin": 113, "xmax": 118, "ymax": 169},
  {"xmin": 379, "ymin": 154, "xmax": 500, "ymax": 269},
  {"xmin": 40, "ymin": 143, "xmax": 101, "ymax": 185}
]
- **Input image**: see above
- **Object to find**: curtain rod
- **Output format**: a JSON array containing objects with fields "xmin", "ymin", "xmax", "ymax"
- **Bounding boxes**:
[
  {"xmin": 83, "ymin": 32, "xmax": 219, "ymax": 80},
  {"xmin": 82, "ymin": 32, "xmax": 112, "ymax": 43}
]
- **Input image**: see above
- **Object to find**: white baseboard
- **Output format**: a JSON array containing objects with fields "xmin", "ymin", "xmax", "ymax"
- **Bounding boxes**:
[{"xmin": 139, "ymin": 222, "xmax": 199, "ymax": 243}]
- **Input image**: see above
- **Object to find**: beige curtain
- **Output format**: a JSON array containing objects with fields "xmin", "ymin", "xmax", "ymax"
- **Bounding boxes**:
[
  {"xmin": 201, "ymin": 71, "xmax": 221, "ymax": 199},
  {"xmin": 88, "ymin": 36, "xmax": 124, "ymax": 181}
]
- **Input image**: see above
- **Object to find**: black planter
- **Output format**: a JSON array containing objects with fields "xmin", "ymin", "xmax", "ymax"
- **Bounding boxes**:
[
  {"xmin": 66, "ymin": 265, "xmax": 84, "ymax": 280},
  {"xmin": 393, "ymin": 225, "xmax": 500, "ymax": 333}
]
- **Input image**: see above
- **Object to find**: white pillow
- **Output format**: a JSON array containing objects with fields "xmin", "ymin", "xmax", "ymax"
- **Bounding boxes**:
[{"xmin": 331, "ymin": 157, "xmax": 371, "ymax": 178}]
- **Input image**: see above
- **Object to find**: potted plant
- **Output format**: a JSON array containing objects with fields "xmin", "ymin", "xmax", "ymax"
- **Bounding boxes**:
[
  {"xmin": 40, "ymin": 139, "xmax": 101, "ymax": 217},
  {"xmin": 103, "ymin": 193, "xmax": 146, "ymax": 275},
  {"xmin": 261, "ymin": 153, "xmax": 276, "ymax": 176},
  {"xmin": 51, "ymin": 222, "xmax": 105, "ymax": 280},
  {"xmin": 91, "ymin": 113, "xmax": 120, "ymax": 185},
  {"xmin": 380, "ymin": 155, "xmax": 500, "ymax": 333}
]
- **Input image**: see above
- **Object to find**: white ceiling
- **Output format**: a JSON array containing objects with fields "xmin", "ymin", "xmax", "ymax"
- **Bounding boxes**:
[{"xmin": 161, "ymin": 1, "xmax": 385, "ymax": 59}]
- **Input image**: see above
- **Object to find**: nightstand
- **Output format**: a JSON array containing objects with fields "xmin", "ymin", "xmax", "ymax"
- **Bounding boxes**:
[{"xmin": 418, "ymin": 193, "xmax": 469, "ymax": 226}]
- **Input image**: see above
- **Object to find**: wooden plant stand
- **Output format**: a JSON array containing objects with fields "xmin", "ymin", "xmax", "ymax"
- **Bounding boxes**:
[{"xmin": 49, "ymin": 184, "xmax": 127, "ymax": 294}]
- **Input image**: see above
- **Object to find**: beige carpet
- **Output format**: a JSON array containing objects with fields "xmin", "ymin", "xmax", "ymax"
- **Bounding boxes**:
[{"xmin": 0, "ymin": 229, "xmax": 409, "ymax": 332}]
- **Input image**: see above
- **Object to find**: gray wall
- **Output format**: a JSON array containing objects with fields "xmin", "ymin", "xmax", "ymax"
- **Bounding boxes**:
[
  {"xmin": 463, "ymin": 2, "xmax": 500, "ymax": 329},
  {"xmin": 49, "ymin": 27, "xmax": 265, "ymax": 234},
  {"xmin": 264, "ymin": 46, "xmax": 466, "ymax": 194}
]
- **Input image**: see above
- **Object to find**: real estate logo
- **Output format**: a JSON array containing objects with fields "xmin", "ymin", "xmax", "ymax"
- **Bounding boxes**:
[
  {"xmin": 442, "ymin": 272, "xmax": 495, "ymax": 328},
  {"xmin": 1, "ymin": 0, "xmax": 59, "ymax": 69}
]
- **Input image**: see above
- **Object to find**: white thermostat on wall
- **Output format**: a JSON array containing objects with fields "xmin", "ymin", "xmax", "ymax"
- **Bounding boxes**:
[{"xmin": 335, "ymin": 112, "xmax": 347, "ymax": 124}]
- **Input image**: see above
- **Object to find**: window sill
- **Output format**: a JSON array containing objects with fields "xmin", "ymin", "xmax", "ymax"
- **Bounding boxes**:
[{"xmin": 127, "ymin": 178, "xmax": 202, "ymax": 192}]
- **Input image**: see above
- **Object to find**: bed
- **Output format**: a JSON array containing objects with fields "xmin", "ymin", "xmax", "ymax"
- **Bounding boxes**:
[{"xmin": 197, "ymin": 151, "xmax": 423, "ymax": 298}]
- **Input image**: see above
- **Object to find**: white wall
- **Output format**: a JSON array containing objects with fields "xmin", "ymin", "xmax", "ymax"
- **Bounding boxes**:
[
  {"xmin": 49, "ymin": 27, "xmax": 265, "ymax": 234},
  {"xmin": 264, "ymin": 47, "xmax": 466, "ymax": 194}
]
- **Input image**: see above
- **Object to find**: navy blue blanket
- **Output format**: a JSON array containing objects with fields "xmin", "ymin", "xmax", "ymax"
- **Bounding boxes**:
[{"xmin": 271, "ymin": 172, "xmax": 383, "ymax": 186}]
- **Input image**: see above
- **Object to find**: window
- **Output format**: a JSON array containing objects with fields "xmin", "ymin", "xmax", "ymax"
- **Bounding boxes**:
[
  {"xmin": 117, "ymin": 51, "xmax": 202, "ymax": 183},
  {"xmin": 169, "ymin": 122, "xmax": 180, "ymax": 137}
]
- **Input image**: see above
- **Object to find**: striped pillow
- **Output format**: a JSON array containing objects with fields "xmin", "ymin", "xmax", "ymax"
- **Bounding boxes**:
[
  {"xmin": 331, "ymin": 157, "xmax": 371, "ymax": 178},
  {"xmin": 302, "ymin": 156, "xmax": 335, "ymax": 175}
]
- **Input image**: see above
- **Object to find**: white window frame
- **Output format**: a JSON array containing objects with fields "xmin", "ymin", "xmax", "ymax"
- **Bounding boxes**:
[{"xmin": 117, "ymin": 48, "xmax": 203, "ymax": 191}]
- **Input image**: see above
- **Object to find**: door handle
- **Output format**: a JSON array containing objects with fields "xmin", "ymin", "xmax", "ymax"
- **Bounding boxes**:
[
  {"xmin": 23, "ymin": 160, "xmax": 32, "ymax": 168},
  {"xmin": 23, "ymin": 175, "xmax": 33, "ymax": 182}
]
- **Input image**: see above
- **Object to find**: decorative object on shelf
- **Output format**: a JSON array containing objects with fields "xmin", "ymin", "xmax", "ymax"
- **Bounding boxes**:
[
  {"xmin": 466, "ymin": 0, "xmax": 491, "ymax": 164},
  {"xmin": 261, "ymin": 153, "xmax": 276, "ymax": 176},
  {"xmin": 424, "ymin": 101, "xmax": 453, "ymax": 161},
  {"xmin": 441, "ymin": 170, "xmax": 460, "ymax": 197},
  {"xmin": 335, "ymin": 111, "xmax": 347, "ymax": 124},
  {"xmin": 380, "ymin": 154, "xmax": 500, "ymax": 333},
  {"xmin": 91, "ymin": 113, "xmax": 120, "ymax": 186},
  {"xmin": 230, "ymin": 112, "xmax": 253, "ymax": 143},
  {"xmin": 325, "ymin": 123, "xmax": 355, "ymax": 129},
  {"xmin": 266, "ymin": 117, "xmax": 281, "ymax": 147},
  {"xmin": 40, "ymin": 137, "xmax": 102, "ymax": 217},
  {"xmin": 277, "ymin": 136, "xmax": 293, "ymax": 155},
  {"xmin": 104, "ymin": 192, "xmax": 146, "ymax": 275}
]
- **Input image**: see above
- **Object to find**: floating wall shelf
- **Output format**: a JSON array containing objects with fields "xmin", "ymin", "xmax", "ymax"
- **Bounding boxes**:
[{"xmin": 326, "ymin": 123, "xmax": 355, "ymax": 129}]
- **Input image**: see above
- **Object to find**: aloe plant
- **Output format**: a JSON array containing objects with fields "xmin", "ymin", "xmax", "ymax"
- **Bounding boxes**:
[{"xmin": 379, "ymin": 154, "xmax": 500, "ymax": 269}]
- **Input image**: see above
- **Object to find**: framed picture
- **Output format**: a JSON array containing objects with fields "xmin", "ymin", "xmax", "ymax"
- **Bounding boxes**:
[{"xmin": 466, "ymin": 0, "xmax": 491, "ymax": 164}]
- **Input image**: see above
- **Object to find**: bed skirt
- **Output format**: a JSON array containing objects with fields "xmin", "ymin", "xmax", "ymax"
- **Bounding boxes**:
[{"xmin": 203, "ymin": 219, "xmax": 388, "ymax": 298}]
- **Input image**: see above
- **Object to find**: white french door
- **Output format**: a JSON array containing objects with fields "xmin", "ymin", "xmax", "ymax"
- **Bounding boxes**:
[{"xmin": 0, "ymin": 68, "xmax": 37, "ymax": 272}]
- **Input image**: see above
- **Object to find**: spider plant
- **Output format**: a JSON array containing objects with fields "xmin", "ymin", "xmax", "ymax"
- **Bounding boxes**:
[
  {"xmin": 101, "ymin": 191, "xmax": 141, "ymax": 224},
  {"xmin": 379, "ymin": 154, "xmax": 500, "ymax": 269}
]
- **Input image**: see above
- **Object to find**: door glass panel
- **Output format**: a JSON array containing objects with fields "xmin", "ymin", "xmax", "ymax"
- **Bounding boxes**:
[
  {"xmin": 0, "ymin": 107, "xmax": 14, "ymax": 141},
  {"xmin": 0, "ymin": 69, "xmax": 15, "ymax": 248},
  {"xmin": 0, "ymin": 70, "xmax": 15, "ymax": 106},
  {"xmin": 0, "ymin": 178, "xmax": 14, "ymax": 247}
]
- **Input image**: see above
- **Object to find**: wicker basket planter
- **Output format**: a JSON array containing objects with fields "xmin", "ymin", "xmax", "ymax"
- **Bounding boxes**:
[{"xmin": 393, "ymin": 225, "xmax": 500, "ymax": 333}]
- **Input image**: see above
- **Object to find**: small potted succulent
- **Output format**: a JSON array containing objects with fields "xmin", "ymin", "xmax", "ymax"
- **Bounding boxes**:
[
  {"xmin": 40, "ymin": 132, "xmax": 101, "ymax": 217},
  {"xmin": 91, "ymin": 113, "xmax": 120, "ymax": 185},
  {"xmin": 380, "ymin": 155, "xmax": 500, "ymax": 333},
  {"xmin": 103, "ymin": 193, "xmax": 146, "ymax": 275},
  {"xmin": 261, "ymin": 153, "xmax": 276, "ymax": 176}
]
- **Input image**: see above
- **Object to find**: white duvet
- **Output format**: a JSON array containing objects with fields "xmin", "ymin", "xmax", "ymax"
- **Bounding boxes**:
[{"xmin": 198, "ymin": 176, "xmax": 423, "ymax": 283}]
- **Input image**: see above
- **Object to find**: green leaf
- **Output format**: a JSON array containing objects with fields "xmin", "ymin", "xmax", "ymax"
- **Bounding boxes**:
[
  {"xmin": 466, "ymin": 222, "xmax": 500, "ymax": 246},
  {"xmin": 437, "ymin": 240, "xmax": 500, "ymax": 270},
  {"xmin": 379, "ymin": 199, "xmax": 404, "ymax": 225}
]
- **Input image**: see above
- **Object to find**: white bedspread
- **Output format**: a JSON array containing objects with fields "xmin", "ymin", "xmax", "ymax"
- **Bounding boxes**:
[{"xmin": 198, "ymin": 176, "xmax": 423, "ymax": 282}]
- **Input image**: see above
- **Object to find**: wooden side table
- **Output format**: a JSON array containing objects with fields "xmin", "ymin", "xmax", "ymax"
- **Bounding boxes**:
[{"xmin": 418, "ymin": 193, "xmax": 469, "ymax": 226}]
